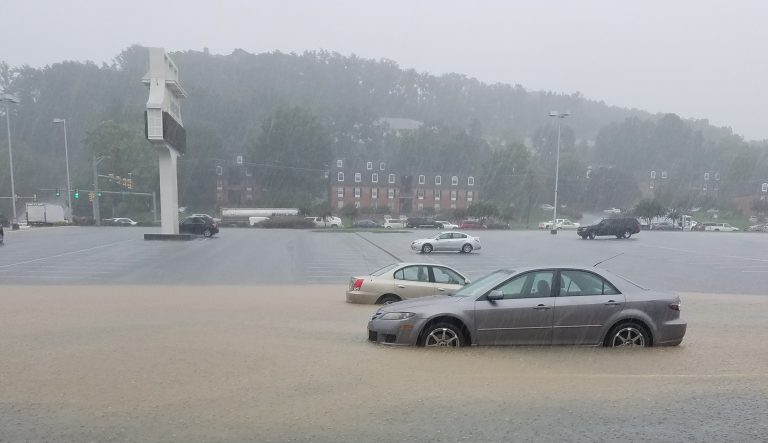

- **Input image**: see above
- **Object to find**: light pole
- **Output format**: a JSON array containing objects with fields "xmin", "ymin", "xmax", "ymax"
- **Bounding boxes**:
[
  {"xmin": 52, "ymin": 118, "xmax": 73, "ymax": 220},
  {"xmin": 1, "ymin": 94, "xmax": 20, "ymax": 228},
  {"xmin": 548, "ymin": 111, "xmax": 570, "ymax": 235}
]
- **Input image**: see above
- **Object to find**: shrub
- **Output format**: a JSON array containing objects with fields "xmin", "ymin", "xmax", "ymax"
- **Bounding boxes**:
[{"xmin": 258, "ymin": 216, "xmax": 314, "ymax": 229}]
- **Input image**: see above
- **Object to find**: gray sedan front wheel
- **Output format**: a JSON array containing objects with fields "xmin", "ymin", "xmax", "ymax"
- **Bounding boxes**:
[
  {"xmin": 421, "ymin": 244, "xmax": 433, "ymax": 253},
  {"xmin": 606, "ymin": 322, "xmax": 649, "ymax": 347},
  {"xmin": 421, "ymin": 323, "xmax": 464, "ymax": 347}
]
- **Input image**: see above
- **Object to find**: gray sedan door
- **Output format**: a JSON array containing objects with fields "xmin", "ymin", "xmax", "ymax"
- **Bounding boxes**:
[
  {"xmin": 552, "ymin": 270, "xmax": 625, "ymax": 345},
  {"xmin": 473, "ymin": 271, "xmax": 555, "ymax": 345}
]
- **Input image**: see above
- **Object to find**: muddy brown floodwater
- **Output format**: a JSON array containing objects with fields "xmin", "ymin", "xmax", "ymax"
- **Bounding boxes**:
[{"xmin": 1, "ymin": 286, "xmax": 766, "ymax": 442}]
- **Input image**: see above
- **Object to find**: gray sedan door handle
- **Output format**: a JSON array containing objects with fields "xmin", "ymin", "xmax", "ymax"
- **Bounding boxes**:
[
  {"xmin": 397, "ymin": 284, "xmax": 406, "ymax": 288},
  {"xmin": 604, "ymin": 300, "xmax": 620, "ymax": 306},
  {"xmin": 437, "ymin": 287, "xmax": 446, "ymax": 292},
  {"xmin": 533, "ymin": 304, "xmax": 551, "ymax": 310}
]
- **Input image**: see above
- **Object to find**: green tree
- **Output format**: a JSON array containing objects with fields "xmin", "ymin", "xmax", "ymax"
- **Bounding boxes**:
[{"xmin": 632, "ymin": 198, "xmax": 667, "ymax": 226}]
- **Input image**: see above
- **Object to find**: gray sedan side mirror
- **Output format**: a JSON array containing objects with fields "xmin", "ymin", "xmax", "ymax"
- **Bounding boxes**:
[
  {"xmin": 464, "ymin": 278, "xmax": 471, "ymax": 285},
  {"xmin": 487, "ymin": 290, "xmax": 504, "ymax": 301}
]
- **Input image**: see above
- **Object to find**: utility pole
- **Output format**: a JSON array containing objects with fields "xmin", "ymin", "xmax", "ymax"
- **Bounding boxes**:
[{"xmin": 92, "ymin": 154, "xmax": 102, "ymax": 225}]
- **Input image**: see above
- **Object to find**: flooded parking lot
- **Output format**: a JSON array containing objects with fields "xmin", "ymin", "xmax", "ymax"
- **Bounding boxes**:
[{"xmin": 1, "ymin": 285, "xmax": 766, "ymax": 442}]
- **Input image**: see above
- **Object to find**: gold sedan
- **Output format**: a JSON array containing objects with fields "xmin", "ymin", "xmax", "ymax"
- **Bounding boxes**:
[{"xmin": 346, "ymin": 263, "xmax": 470, "ymax": 304}]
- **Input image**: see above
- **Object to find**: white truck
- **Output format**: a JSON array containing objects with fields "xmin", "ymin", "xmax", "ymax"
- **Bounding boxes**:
[
  {"xmin": 26, "ymin": 203, "xmax": 66, "ymax": 225},
  {"xmin": 305, "ymin": 216, "xmax": 343, "ymax": 228},
  {"xmin": 220, "ymin": 208, "xmax": 299, "ymax": 226}
]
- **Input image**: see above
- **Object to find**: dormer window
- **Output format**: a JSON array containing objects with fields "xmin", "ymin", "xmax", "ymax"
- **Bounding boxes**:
[
  {"xmin": 367, "ymin": 162, "xmax": 373, "ymax": 170},
  {"xmin": 435, "ymin": 175, "xmax": 441, "ymax": 185},
  {"xmin": 388, "ymin": 174, "xmax": 395, "ymax": 184},
  {"xmin": 468, "ymin": 176, "xmax": 474, "ymax": 186},
  {"xmin": 451, "ymin": 176, "xmax": 458, "ymax": 186}
]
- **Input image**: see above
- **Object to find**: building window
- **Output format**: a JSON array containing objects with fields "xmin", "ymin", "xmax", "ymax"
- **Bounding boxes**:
[
  {"xmin": 379, "ymin": 162, "xmax": 385, "ymax": 171},
  {"xmin": 451, "ymin": 203, "xmax": 456, "ymax": 209},
  {"xmin": 467, "ymin": 191, "xmax": 473, "ymax": 201},
  {"xmin": 355, "ymin": 173, "xmax": 361, "ymax": 183},
  {"xmin": 433, "ymin": 189, "xmax": 441, "ymax": 200},
  {"xmin": 715, "ymin": 172, "xmax": 720, "ymax": 181},
  {"xmin": 434, "ymin": 203, "xmax": 441, "ymax": 212},
  {"xmin": 661, "ymin": 171, "xmax": 667, "ymax": 179},
  {"xmin": 245, "ymin": 168, "xmax": 252, "ymax": 177},
  {"xmin": 337, "ymin": 187, "xmax": 344, "ymax": 198},
  {"xmin": 762, "ymin": 183, "xmax": 768, "ymax": 193},
  {"xmin": 216, "ymin": 166, "xmax": 223, "ymax": 176},
  {"xmin": 236, "ymin": 155, "xmax": 243, "ymax": 165},
  {"xmin": 417, "ymin": 189, "xmax": 424, "ymax": 200},
  {"xmin": 417, "ymin": 203, "xmax": 424, "ymax": 211},
  {"xmin": 703, "ymin": 184, "xmax": 708, "ymax": 191},
  {"xmin": 372, "ymin": 173, "xmax": 378, "ymax": 183},
  {"xmin": 371, "ymin": 188, "xmax": 378, "ymax": 199},
  {"xmin": 367, "ymin": 161, "xmax": 373, "ymax": 170},
  {"xmin": 650, "ymin": 171, "xmax": 656, "ymax": 179},
  {"xmin": 435, "ymin": 175, "xmax": 442, "ymax": 185},
  {"xmin": 354, "ymin": 201, "xmax": 361, "ymax": 209},
  {"xmin": 452, "ymin": 176, "xmax": 458, "ymax": 186},
  {"xmin": 704, "ymin": 172, "xmax": 710, "ymax": 181},
  {"xmin": 246, "ymin": 186, "xmax": 252, "ymax": 192},
  {"xmin": 354, "ymin": 187, "xmax": 361, "ymax": 198},
  {"xmin": 468, "ymin": 176, "xmax": 474, "ymax": 186},
  {"xmin": 338, "ymin": 172, "xmax": 344, "ymax": 182},
  {"xmin": 650, "ymin": 180, "xmax": 655, "ymax": 189},
  {"xmin": 388, "ymin": 174, "xmax": 395, "ymax": 184},
  {"xmin": 388, "ymin": 188, "xmax": 395, "ymax": 199},
  {"xmin": 418, "ymin": 175, "xmax": 425, "ymax": 184},
  {"xmin": 246, "ymin": 194, "xmax": 253, "ymax": 201},
  {"xmin": 337, "ymin": 159, "xmax": 343, "ymax": 168},
  {"xmin": 338, "ymin": 201, "xmax": 344, "ymax": 209},
  {"xmin": 451, "ymin": 190, "xmax": 457, "ymax": 201}
]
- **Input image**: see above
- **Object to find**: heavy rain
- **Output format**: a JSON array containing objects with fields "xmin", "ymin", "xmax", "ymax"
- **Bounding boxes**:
[{"xmin": 1, "ymin": 1, "xmax": 767, "ymax": 442}]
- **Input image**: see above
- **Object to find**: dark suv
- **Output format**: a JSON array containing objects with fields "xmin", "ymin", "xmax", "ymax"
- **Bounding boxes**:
[
  {"xmin": 179, "ymin": 216, "xmax": 220, "ymax": 237},
  {"xmin": 577, "ymin": 217, "xmax": 640, "ymax": 239},
  {"xmin": 406, "ymin": 217, "xmax": 440, "ymax": 228}
]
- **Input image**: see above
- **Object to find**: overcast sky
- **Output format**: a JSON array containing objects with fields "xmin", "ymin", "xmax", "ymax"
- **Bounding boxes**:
[{"xmin": 2, "ymin": 0, "xmax": 766, "ymax": 140}]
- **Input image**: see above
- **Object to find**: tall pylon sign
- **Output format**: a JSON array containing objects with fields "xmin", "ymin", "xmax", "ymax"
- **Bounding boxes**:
[{"xmin": 142, "ymin": 48, "xmax": 187, "ymax": 235}]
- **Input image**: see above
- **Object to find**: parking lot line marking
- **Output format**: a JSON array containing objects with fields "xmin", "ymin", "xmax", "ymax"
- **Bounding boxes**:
[
  {"xmin": 353, "ymin": 232, "xmax": 401, "ymax": 261},
  {"xmin": 0, "ymin": 239, "xmax": 136, "ymax": 269},
  {"xmin": 635, "ymin": 243, "xmax": 768, "ymax": 263}
]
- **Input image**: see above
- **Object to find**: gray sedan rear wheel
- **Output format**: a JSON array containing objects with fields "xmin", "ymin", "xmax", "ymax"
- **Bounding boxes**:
[
  {"xmin": 461, "ymin": 244, "xmax": 473, "ymax": 253},
  {"xmin": 420, "ymin": 323, "xmax": 464, "ymax": 347},
  {"xmin": 606, "ymin": 322, "xmax": 649, "ymax": 347},
  {"xmin": 421, "ymin": 244, "xmax": 433, "ymax": 253}
]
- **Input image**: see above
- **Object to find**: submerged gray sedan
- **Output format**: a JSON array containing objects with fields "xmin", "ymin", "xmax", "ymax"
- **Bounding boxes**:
[{"xmin": 367, "ymin": 266, "xmax": 686, "ymax": 348}]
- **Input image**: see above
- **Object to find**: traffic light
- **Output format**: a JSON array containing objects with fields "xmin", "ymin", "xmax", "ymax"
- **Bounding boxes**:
[
  {"xmin": 55, "ymin": 188, "xmax": 61, "ymax": 197},
  {"xmin": 88, "ymin": 192, "xmax": 95, "ymax": 202},
  {"xmin": 74, "ymin": 189, "xmax": 80, "ymax": 199}
]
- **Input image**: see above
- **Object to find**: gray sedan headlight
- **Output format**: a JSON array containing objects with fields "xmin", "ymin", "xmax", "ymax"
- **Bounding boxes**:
[{"xmin": 380, "ymin": 312, "xmax": 416, "ymax": 320}]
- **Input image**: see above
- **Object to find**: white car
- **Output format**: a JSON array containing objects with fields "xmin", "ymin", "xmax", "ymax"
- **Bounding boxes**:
[
  {"xmin": 410, "ymin": 231, "xmax": 482, "ymax": 254},
  {"xmin": 538, "ymin": 219, "xmax": 579, "ymax": 230},
  {"xmin": 383, "ymin": 218, "xmax": 406, "ymax": 229},
  {"xmin": 305, "ymin": 216, "xmax": 343, "ymax": 228},
  {"xmin": 704, "ymin": 222, "xmax": 739, "ymax": 232},
  {"xmin": 435, "ymin": 220, "xmax": 458, "ymax": 229},
  {"xmin": 111, "ymin": 218, "xmax": 138, "ymax": 226}
]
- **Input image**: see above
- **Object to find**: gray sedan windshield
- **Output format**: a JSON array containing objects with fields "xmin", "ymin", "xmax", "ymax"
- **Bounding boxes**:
[{"xmin": 452, "ymin": 270, "xmax": 513, "ymax": 297}]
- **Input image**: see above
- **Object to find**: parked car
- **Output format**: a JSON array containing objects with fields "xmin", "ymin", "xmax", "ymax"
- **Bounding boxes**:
[
  {"xmin": 179, "ymin": 216, "xmax": 219, "ymax": 237},
  {"xmin": 435, "ymin": 220, "xmax": 458, "ymax": 229},
  {"xmin": 746, "ymin": 223, "xmax": 768, "ymax": 232},
  {"xmin": 539, "ymin": 219, "xmax": 580, "ymax": 230},
  {"xmin": 367, "ymin": 266, "xmax": 686, "ymax": 347},
  {"xmin": 107, "ymin": 217, "xmax": 138, "ymax": 226},
  {"xmin": 354, "ymin": 219, "xmax": 382, "ymax": 228},
  {"xmin": 191, "ymin": 213, "xmax": 222, "ymax": 223},
  {"xmin": 411, "ymin": 231, "xmax": 482, "ymax": 254},
  {"xmin": 346, "ymin": 262, "xmax": 470, "ymax": 304},
  {"xmin": 383, "ymin": 218, "xmax": 406, "ymax": 229},
  {"xmin": 406, "ymin": 217, "xmax": 441, "ymax": 228},
  {"xmin": 650, "ymin": 221, "xmax": 677, "ymax": 231},
  {"xmin": 459, "ymin": 220, "xmax": 486, "ymax": 229},
  {"xmin": 305, "ymin": 216, "xmax": 343, "ymax": 228},
  {"xmin": 577, "ymin": 217, "xmax": 640, "ymax": 239},
  {"xmin": 485, "ymin": 222, "xmax": 511, "ymax": 230},
  {"xmin": 703, "ymin": 222, "xmax": 739, "ymax": 232}
]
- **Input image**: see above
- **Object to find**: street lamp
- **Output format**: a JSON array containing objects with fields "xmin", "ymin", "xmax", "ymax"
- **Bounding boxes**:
[
  {"xmin": 548, "ymin": 111, "xmax": 570, "ymax": 235},
  {"xmin": 1, "ymin": 93, "xmax": 20, "ymax": 228},
  {"xmin": 52, "ymin": 118, "xmax": 73, "ymax": 220}
]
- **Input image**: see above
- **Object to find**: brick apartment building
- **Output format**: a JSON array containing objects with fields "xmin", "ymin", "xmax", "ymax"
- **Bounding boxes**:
[{"xmin": 329, "ymin": 159, "xmax": 479, "ymax": 215}]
